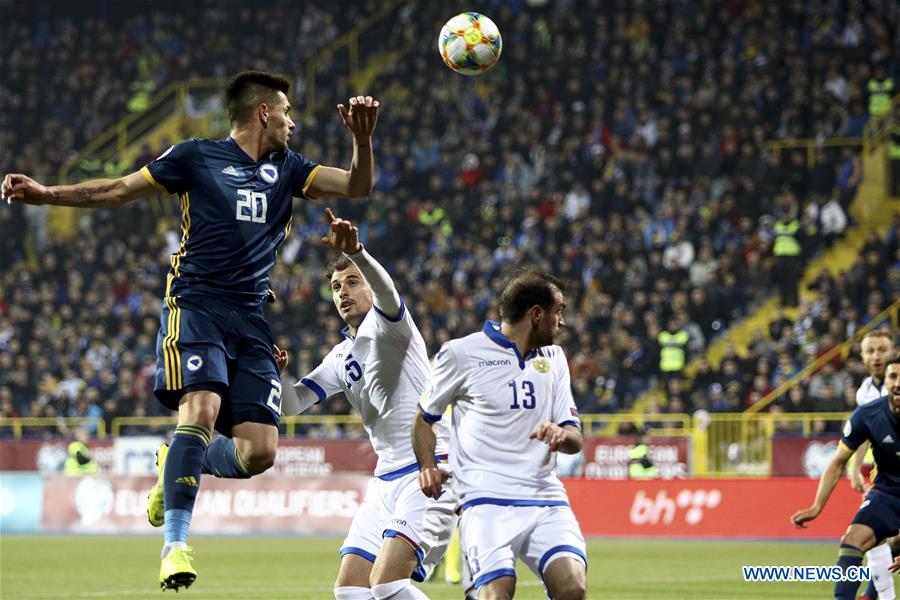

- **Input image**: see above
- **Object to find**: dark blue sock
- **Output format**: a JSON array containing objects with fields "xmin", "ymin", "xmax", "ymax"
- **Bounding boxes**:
[
  {"xmin": 201, "ymin": 435, "xmax": 252, "ymax": 478},
  {"xmin": 163, "ymin": 424, "xmax": 210, "ymax": 545},
  {"xmin": 834, "ymin": 543, "xmax": 864, "ymax": 600},
  {"xmin": 863, "ymin": 578, "xmax": 876, "ymax": 598}
]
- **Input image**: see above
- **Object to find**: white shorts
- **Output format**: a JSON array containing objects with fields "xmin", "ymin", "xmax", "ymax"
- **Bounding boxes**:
[
  {"xmin": 340, "ymin": 470, "xmax": 457, "ymax": 581},
  {"xmin": 459, "ymin": 504, "xmax": 586, "ymax": 590}
]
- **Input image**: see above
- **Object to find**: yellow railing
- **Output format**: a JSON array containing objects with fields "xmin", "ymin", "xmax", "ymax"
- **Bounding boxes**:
[
  {"xmin": 0, "ymin": 417, "xmax": 106, "ymax": 439},
  {"xmin": 2, "ymin": 412, "xmax": 856, "ymax": 477},
  {"xmin": 108, "ymin": 414, "xmax": 365, "ymax": 437},
  {"xmin": 302, "ymin": 0, "xmax": 406, "ymax": 117},
  {"xmin": 579, "ymin": 413, "xmax": 692, "ymax": 438},
  {"xmin": 281, "ymin": 415, "xmax": 363, "ymax": 436},
  {"xmin": 767, "ymin": 137, "xmax": 863, "ymax": 169},
  {"xmin": 746, "ymin": 299, "xmax": 900, "ymax": 414},
  {"xmin": 694, "ymin": 412, "xmax": 849, "ymax": 477},
  {"xmin": 110, "ymin": 416, "xmax": 177, "ymax": 437}
]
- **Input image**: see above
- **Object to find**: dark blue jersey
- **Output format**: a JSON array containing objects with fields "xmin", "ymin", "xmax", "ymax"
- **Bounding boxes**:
[
  {"xmin": 140, "ymin": 138, "xmax": 319, "ymax": 308},
  {"xmin": 841, "ymin": 396, "xmax": 900, "ymax": 494}
]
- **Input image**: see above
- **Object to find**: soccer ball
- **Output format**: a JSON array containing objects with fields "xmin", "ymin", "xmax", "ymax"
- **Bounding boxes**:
[{"xmin": 438, "ymin": 12, "xmax": 502, "ymax": 76}]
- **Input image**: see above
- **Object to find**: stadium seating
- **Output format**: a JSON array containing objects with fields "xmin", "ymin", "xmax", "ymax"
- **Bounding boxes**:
[{"xmin": 1, "ymin": 0, "xmax": 898, "ymax": 434}]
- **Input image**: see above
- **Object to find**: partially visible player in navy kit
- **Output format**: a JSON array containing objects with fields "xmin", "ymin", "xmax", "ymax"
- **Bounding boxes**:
[
  {"xmin": 792, "ymin": 356, "xmax": 900, "ymax": 600},
  {"xmin": 2, "ymin": 71, "xmax": 379, "ymax": 591}
]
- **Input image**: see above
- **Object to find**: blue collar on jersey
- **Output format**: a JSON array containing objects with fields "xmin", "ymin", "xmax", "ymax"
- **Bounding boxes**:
[
  {"xmin": 482, "ymin": 320, "xmax": 536, "ymax": 370},
  {"xmin": 341, "ymin": 325, "xmax": 354, "ymax": 341},
  {"xmin": 226, "ymin": 137, "xmax": 285, "ymax": 163}
]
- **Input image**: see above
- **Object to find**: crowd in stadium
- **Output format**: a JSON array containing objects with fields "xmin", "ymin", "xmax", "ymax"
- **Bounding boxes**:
[{"xmin": 1, "ymin": 0, "xmax": 899, "ymax": 436}]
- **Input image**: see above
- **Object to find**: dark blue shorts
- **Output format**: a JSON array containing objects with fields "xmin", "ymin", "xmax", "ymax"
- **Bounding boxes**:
[
  {"xmin": 154, "ymin": 296, "xmax": 282, "ymax": 436},
  {"xmin": 851, "ymin": 487, "xmax": 900, "ymax": 543}
]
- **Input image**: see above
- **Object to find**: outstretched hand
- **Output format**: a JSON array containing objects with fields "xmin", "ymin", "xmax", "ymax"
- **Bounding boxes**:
[
  {"xmin": 2, "ymin": 174, "xmax": 50, "ymax": 205},
  {"xmin": 337, "ymin": 96, "xmax": 379, "ymax": 141},
  {"xmin": 321, "ymin": 207, "xmax": 361, "ymax": 254}
]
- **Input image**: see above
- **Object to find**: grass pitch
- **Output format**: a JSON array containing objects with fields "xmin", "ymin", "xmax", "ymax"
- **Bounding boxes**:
[{"xmin": 0, "ymin": 535, "xmax": 849, "ymax": 598}]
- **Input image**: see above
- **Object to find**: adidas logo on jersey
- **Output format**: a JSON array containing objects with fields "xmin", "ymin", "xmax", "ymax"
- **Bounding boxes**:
[
  {"xmin": 883, "ymin": 435, "xmax": 895, "ymax": 444},
  {"xmin": 175, "ymin": 476, "xmax": 198, "ymax": 487},
  {"xmin": 221, "ymin": 166, "xmax": 239, "ymax": 176}
]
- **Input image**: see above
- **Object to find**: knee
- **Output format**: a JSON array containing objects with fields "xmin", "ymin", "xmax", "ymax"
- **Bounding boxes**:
[
  {"xmin": 479, "ymin": 586, "xmax": 512, "ymax": 600},
  {"xmin": 181, "ymin": 391, "xmax": 220, "ymax": 429},
  {"xmin": 840, "ymin": 529, "xmax": 873, "ymax": 552},
  {"xmin": 242, "ymin": 447, "xmax": 276, "ymax": 475},
  {"xmin": 552, "ymin": 580, "xmax": 586, "ymax": 600}
]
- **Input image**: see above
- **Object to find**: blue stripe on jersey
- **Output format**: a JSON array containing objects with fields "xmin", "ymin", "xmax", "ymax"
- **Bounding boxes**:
[
  {"xmin": 537, "ymin": 544, "xmax": 587, "ymax": 575},
  {"xmin": 474, "ymin": 568, "xmax": 517, "ymax": 589},
  {"xmin": 373, "ymin": 298, "xmax": 406, "ymax": 322},
  {"xmin": 339, "ymin": 546, "xmax": 376, "ymax": 563},
  {"xmin": 299, "ymin": 378, "xmax": 326, "ymax": 402},
  {"xmin": 558, "ymin": 419, "xmax": 580, "ymax": 429},
  {"xmin": 376, "ymin": 454, "xmax": 448, "ymax": 480},
  {"xmin": 458, "ymin": 498, "xmax": 569, "ymax": 511},
  {"xmin": 419, "ymin": 404, "xmax": 443, "ymax": 423}
]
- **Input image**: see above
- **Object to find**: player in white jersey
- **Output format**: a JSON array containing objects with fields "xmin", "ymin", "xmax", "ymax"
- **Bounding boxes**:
[
  {"xmin": 293, "ymin": 209, "xmax": 455, "ymax": 600},
  {"xmin": 849, "ymin": 330, "xmax": 895, "ymax": 600},
  {"xmin": 413, "ymin": 270, "xmax": 586, "ymax": 600}
]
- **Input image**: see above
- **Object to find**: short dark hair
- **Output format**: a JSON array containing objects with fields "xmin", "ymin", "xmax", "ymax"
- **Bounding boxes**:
[
  {"xmin": 225, "ymin": 71, "xmax": 290, "ymax": 124},
  {"xmin": 499, "ymin": 269, "xmax": 565, "ymax": 323},
  {"xmin": 326, "ymin": 256, "xmax": 354, "ymax": 279},
  {"xmin": 887, "ymin": 355, "xmax": 900, "ymax": 371}
]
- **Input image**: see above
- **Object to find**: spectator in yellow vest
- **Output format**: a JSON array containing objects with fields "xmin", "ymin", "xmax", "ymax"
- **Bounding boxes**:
[
  {"xmin": 627, "ymin": 430, "xmax": 658, "ymax": 479},
  {"xmin": 657, "ymin": 317, "xmax": 689, "ymax": 384},
  {"xmin": 64, "ymin": 429, "xmax": 98, "ymax": 476},
  {"xmin": 867, "ymin": 63, "xmax": 894, "ymax": 118},
  {"xmin": 772, "ymin": 209, "xmax": 802, "ymax": 306}
]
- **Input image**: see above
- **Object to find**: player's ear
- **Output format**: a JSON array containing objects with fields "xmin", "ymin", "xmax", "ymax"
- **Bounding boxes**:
[{"xmin": 258, "ymin": 103, "xmax": 269, "ymax": 126}]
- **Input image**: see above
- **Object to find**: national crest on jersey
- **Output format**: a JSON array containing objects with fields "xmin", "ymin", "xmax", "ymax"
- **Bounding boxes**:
[
  {"xmin": 419, "ymin": 321, "xmax": 581, "ymax": 507},
  {"xmin": 140, "ymin": 138, "xmax": 320, "ymax": 308}
]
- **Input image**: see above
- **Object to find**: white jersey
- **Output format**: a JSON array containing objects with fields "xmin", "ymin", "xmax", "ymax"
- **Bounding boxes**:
[
  {"xmin": 419, "ymin": 321, "xmax": 580, "ymax": 509},
  {"xmin": 296, "ymin": 300, "xmax": 449, "ymax": 478},
  {"xmin": 856, "ymin": 375, "xmax": 888, "ymax": 406}
]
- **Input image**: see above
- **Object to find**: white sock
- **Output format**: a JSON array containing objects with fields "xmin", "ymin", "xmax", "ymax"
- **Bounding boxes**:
[
  {"xmin": 334, "ymin": 586, "xmax": 375, "ymax": 600},
  {"xmin": 160, "ymin": 541, "xmax": 187, "ymax": 559},
  {"xmin": 371, "ymin": 579, "xmax": 429, "ymax": 599},
  {"xmin": 868, "ymin": 543, "xmax": 896, "ymax": 600}
]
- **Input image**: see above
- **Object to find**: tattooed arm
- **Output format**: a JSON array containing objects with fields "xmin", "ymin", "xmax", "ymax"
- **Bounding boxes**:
[{"xmin": 2, "ymin": 171, "xmax": 156, "ymax": 208}]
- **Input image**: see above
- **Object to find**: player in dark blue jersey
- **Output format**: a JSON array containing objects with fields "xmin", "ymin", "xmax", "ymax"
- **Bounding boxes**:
[
  {"xmin": 2, "ymin": 71, "xmax": 379, "ymax": 591},
  {"xmin": 792, "ymin": 356, "xmax": 900, "ymax": 600}
]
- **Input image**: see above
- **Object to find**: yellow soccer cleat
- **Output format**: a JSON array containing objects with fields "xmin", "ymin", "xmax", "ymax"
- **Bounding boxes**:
[
  {"xmin": 159, "ymin": 546, "xmax": 197, "ymax": 591},
  {"xmin": 147, "ymin": 443, "xmax": 168, "ymax": 527}
]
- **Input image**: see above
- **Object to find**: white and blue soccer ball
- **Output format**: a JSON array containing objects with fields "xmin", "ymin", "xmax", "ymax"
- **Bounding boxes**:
[{"xmin": 438, "ymin": 12, "xmax": 502, "ymax": 76}]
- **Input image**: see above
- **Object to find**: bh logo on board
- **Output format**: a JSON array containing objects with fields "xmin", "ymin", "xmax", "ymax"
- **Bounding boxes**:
[{"xmin": 630, "ymin": 489, "xmax": 722, "ymax": 526}]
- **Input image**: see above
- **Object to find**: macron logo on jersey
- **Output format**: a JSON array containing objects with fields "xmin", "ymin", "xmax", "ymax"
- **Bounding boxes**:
[{"xmin": 478, "ymin": 358, "xmax": 511, "ymax": 368}]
